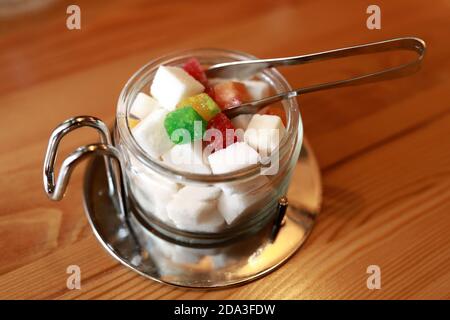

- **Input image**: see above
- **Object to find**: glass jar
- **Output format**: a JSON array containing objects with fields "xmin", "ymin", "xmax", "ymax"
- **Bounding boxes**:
[{"xmin": 114, "ymin": 49, "xmax": 303, "ymax": 245}]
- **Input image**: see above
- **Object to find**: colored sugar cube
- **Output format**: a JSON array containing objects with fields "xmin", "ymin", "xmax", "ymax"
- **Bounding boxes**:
[
  {"xmin": 205, "ymin": 85, "xmax": 216, "ymax": 100},
  {"xmin": 164, "ymin": 106, "xmax": 207, "ymax": 144},
  {"xmin": 211, "ymin": 81, "xmax": 251, "ymax": 109},
  {"xmin": 245, "ymin": 114, "xmax": 286, "ymax": 155},
  {"xmin": 205, "ymin": 113, "xmax": 240, "ymax": 150},
  {"xmin": 150, "ymin": 66, "xmax": 204, "ymax": 111},
  {"xmin": 178, "ymin": 93, "xmax": 221, "ymax": 121},
  {"xmin": 183, "ymin": 58, "xmax": 215, "ymax": 101},
  {"xmin": 183, "ymin": 58, "xmax": 208, "ymax": 87},
  {"xmin": 128, "ymin": 117, "xmax": 140, "ymax": 129},
  {"xmin": 209, "ymin": 79, "xmax": 270, "ymax": 101},
  {"xmin": 130, "ymin": 92, "xmax": 161, "ymax": 119}
]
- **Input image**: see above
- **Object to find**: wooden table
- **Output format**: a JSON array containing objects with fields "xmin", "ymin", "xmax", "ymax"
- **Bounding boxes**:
[{"xmin": 1, "ymin": 0, "xmax": 449, "ymax": 299}]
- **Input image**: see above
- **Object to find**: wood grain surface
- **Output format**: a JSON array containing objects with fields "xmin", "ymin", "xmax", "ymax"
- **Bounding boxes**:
[{"xmin": 0, "ymin": 0, "xmax": 449, "ymax": 299}]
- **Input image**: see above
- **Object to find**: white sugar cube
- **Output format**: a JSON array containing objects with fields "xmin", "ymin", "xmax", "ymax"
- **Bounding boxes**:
[
  {"xmin": 218, "ymin": 190, "xmax": 269, "ymax": 225},
  {"xmin": 245, "ymin": 114, "xmax": 286, "ymax": 155},
  {"xmin": 170, "ymin": 246, "xmax": 204, "ymax": 265},
  {"xmin": 208, "ymin": 142, "xmax": 259, "ymax": 175},
  {"xmin": 129, "ymin": 155, "xmax": 180, "ymax": 193},
  {"xmin": 242, "ymin": 80, "xmax": 270, "ymax": 100},
  {"xmin": 132, "ymin": 108, "xmax": 174, "ymax": 159},
  {"xmin": 150, "ymin": 66, "xmax": 204, "ymax": 111},
  {"xmin": 130, "ymin": 92, "xmax": 161, "ymax": 119},
  {"xmin": 219, "ymin": 175, "xmax": 270, "ymax": 195},
  {"xmin": 130, "ymin": 168, "xmax": 180, "ymax": 223},
  {"xmin": 132, "ymin": 184, "xmax": 171, "ymax": 222},
  {"xmin": 231, "ymin": 114, "xmax": 253, "ymax": 130},
  {"xmin": 167, "ymin": 188, "xmax": 225, "ymax": 232},
  {"xmin": 218, "ymin": 193, "xmax": 251, "ymax": 224},
  {"xmin": 175, "ymin": 185, "xmax": 222, "ymax": 201},
  {"xmin": 149, "ymin": 233, "xmax": 202, "ymax": 265},
  {"xmin": 161, "ymin": 142, "xmax": 211, "ymax": 174},
  {"xmin": 217, "ymin": 176, "xmax": 272, "ymax": 224},
  {"xmin": 173, "ymin": 210, "xmax": 225, "ymax": 233}
]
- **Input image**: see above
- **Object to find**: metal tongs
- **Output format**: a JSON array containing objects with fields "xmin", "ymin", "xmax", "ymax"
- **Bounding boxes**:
[{"xmin": 205, "ymin": 37, "xmax": 426, "ymax": 118}]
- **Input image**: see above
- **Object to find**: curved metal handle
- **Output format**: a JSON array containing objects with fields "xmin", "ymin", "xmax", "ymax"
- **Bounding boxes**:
[
  {"xmin": 43, "ymin": 116, "xmax": 116, "ymax": 200},
  {"xmin": 222, "ymin": 37, "xmax": 426, "ymax": 117},
  {"xmin": 46, "ymin": 143, "xmax": 124, "ymax": 199}
]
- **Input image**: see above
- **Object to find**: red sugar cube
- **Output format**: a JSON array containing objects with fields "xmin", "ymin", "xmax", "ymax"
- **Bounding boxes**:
[
  {"xmin": 183, "ymin": 57, "xmax": 208, "ymax": 87},
  {"xmin": 211, "ymin": 81, "xmax": 251, "ymax": 110},
  {"xmin": 205, "ymin": 113, "xmax": 241, "ymax": 151}
]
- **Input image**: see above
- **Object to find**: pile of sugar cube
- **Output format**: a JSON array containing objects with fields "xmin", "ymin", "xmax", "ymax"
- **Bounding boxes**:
[{"xmin": 128, "ymin": 58, "xmax": 286, "ymax": 232}]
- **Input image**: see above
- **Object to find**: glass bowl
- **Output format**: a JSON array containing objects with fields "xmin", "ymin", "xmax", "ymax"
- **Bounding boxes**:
[{"xmin": 114, "ymin": 48, "xmax": 303, "ymax": 245}]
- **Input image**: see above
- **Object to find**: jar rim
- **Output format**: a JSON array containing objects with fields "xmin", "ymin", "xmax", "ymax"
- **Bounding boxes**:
[{"xmin": 116, "ymin": 48, "xmax": 302, "ymax": 184}]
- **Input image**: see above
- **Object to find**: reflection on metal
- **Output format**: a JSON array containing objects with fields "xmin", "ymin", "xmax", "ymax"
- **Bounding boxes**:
[{"xmin": 82, "ymin": 138, "xmax": 322, "ymax": 288}]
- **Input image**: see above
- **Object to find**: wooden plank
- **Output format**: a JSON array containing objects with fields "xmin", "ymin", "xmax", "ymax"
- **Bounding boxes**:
[
  {"xmin": 1, "ymin": 111, "xmax": 449, "ymax": 299},
  {"xmin": 0, "ymin": 0, "xmax": 449, "ymax": 299}
]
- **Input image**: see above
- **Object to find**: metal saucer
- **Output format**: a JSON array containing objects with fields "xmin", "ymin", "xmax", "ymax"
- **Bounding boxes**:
[{"xmin": 83, "ymin": 139, "xmax": 322, "ymax": 288}]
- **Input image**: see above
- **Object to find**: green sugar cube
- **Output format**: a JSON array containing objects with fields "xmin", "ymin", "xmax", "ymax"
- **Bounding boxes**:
[{"xmin": 164, "ymin": 106, "xmax": 207, "ymax": 144}]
